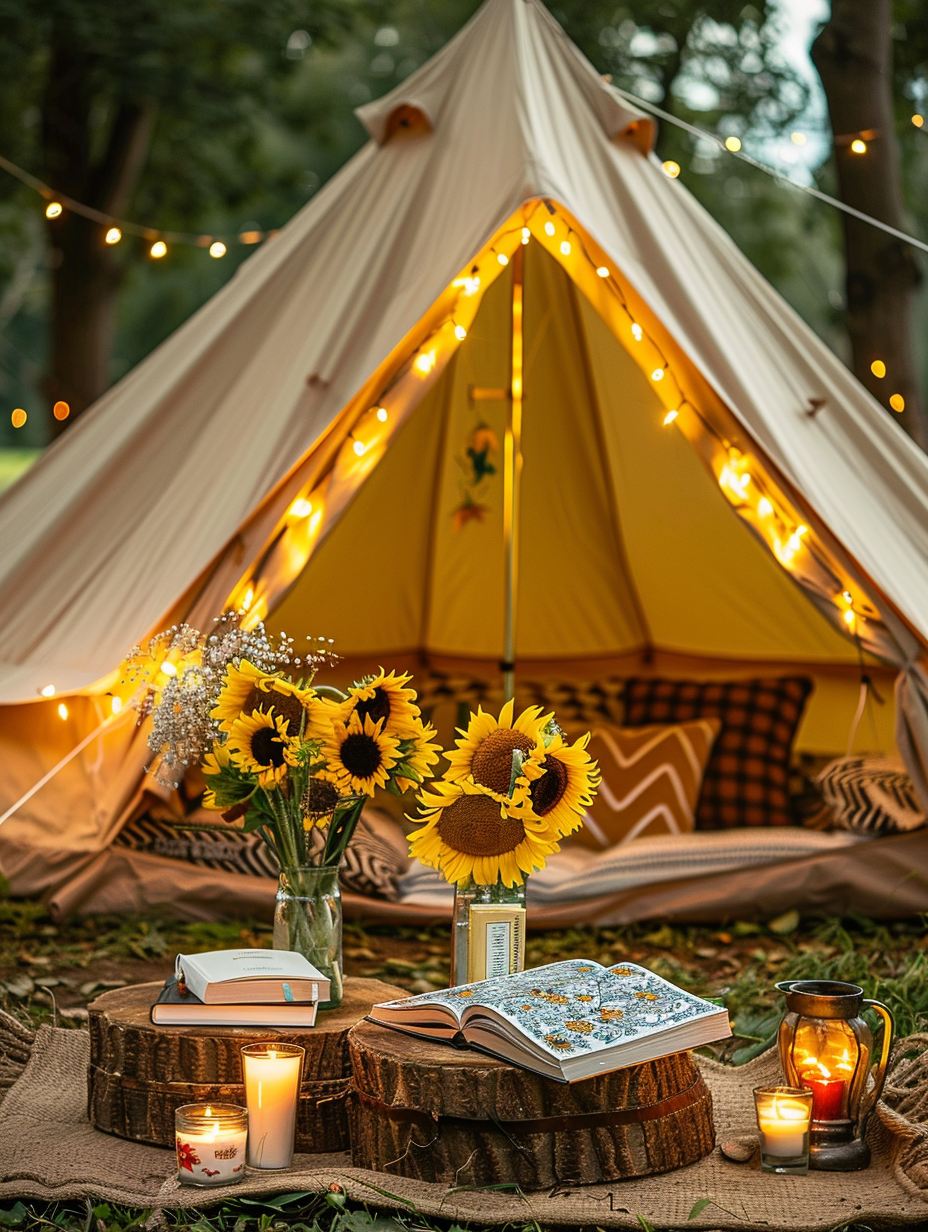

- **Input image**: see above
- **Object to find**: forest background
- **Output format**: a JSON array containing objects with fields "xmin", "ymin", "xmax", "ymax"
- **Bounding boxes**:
[{"xmin": 0, "ymin": 0, "xmax": 925, "ymax": 475}]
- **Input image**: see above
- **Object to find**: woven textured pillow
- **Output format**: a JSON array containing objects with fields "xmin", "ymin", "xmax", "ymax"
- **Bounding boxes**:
[
  {"xmin": 567, "ymin": 719, "xmax": 721, "ymax": 850},
  {"xmin": 623, "ymin": 677, "xmax": 813, "ymax": 829},
  {"xmin": 816, "ymin": 756, "xmax": 926, "ymax": 836}
]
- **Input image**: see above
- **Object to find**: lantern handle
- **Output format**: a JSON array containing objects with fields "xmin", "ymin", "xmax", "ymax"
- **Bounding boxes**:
[
  {"xmin": 858, "ymin": 998, "xmax": 895, "ymax": 1138},
  {"xmin": 774, "ymin": 981, "xmax": 796, "ymax": 994}
]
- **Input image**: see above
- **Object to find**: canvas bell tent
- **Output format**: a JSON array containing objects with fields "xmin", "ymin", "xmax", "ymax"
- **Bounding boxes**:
[{"xmin": 2, "ymin": 0, "xmax": 928, "ymax": 922}]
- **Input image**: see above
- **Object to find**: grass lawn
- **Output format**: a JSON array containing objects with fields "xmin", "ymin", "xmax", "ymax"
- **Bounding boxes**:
[
  {"xmin": 2, "ymin": 899, "xmax": 927, "ymax": 1230},
  {"xmin": 0, "ymin": 449, "xmax": 40, "ymax": 495}
]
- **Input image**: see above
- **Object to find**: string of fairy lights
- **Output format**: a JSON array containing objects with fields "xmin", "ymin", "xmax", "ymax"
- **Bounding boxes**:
[
  {"xmin": 4, "ymin": 86, "xmax": 927, "ymax": 431},
  {"xmin": 227, "ymin": 198, "xmax": 877, "ymax": 676}
]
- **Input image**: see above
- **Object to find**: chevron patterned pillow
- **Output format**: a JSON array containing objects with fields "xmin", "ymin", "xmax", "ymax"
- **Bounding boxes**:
[
  {"xmin": 816, "ymin": 756, "xmax": 926, "ymax": 835},
  {"xmin": 566, "ymin": 719, "xmax": 721, "ymax": 850}
]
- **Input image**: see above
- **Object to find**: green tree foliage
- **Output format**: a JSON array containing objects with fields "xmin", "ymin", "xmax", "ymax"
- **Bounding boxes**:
[{"xmin": 0, "ymin": 0, "xmax": 924, "ymax": 448}]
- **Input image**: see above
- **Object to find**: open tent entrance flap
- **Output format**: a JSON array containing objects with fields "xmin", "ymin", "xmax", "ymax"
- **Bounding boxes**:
[{"xmin": 261, "ymin": 233, "xmax": 895, "ymax": 753}]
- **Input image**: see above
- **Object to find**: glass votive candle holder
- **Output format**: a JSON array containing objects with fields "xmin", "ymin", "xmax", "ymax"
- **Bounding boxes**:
[
  {"xmin": 240, "ymin": 1042, "xmax": 305, "ymax": 1169},
  {"xmin": 174, "ymin": 1103, "xmax": 248, "ymax": 1187},
  {"xmin": 754, "ymin": 1086, "xmax": 814, "ymax": 1175}
]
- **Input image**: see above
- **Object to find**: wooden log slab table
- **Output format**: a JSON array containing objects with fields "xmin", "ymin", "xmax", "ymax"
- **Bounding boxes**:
[
  {"xmin": 88, "ymin": 977, "xmax": 402, "ymax": 1153},
  {"xmin": 349, "ymin": 1020, "xmax": 715, "ymax": 1190}
]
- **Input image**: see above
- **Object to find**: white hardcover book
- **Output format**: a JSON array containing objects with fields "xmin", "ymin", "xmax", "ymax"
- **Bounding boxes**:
[{"xmin": 175, "ymin": 948, "xmax": 330, "ymax": 1005}]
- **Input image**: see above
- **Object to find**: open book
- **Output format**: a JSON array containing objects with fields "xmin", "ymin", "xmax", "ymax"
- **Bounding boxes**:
[{"xmin": 369, "ymin": 959, "xmax": 730, "ymax": 1082}]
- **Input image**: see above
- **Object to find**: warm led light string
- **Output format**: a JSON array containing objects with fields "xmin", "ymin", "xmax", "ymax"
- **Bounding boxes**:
[
  {"xmin": 226, "ymin": 199, "xmax": 887, "ymax": 664},
  {"xmin": 0, "ymin": 151, "xmax": 271, "ymax": 259}
]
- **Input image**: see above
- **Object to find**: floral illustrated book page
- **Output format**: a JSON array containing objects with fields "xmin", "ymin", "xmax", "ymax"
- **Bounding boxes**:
[{"xmin": 369, "ymin": 959, "xmax": 731, "ymax": 1082}]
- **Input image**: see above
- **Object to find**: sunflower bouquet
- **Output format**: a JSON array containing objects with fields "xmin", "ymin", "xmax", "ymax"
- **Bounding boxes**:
[{"xmin": 407, "ymin": 699, "xmax": 600, "ymax": 888}]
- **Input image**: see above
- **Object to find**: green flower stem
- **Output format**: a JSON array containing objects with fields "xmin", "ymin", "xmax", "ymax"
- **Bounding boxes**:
[{"xmin": 312, "ymin": 685, "xmax": 349, "ymax": 702}]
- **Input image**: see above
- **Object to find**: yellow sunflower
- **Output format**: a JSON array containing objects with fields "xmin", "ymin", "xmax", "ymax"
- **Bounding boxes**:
[
  {"xmin": 212, "ymin": 660, "xmax": 321, "ymax": 739},
  {"xmin": 333, "ymin": 669, "xmax": 421, "ymax": 737},
  {"xmin": 520, "ymin": 730, "xmax": 600, "ymax": 838},
  {"xmin": 323, "ymin": 711, "xmax": 401, "ymax": 796},
  {"xmin": 201, "ymin": 742, "xmax": 232, "ymax": 810},
  {"xmin": 444, "ymin": 699, "xmax": 550, "ymax": 794},
  {"xmin": 406, "ymin": 779, "xmax": 560, "ymax": 887},
  {"xmin": 394, "ymin": 716, "xmax": 443, "ymax": 794},
  {"xmin": 226, "ymin": 707, "xmax": 298, "ymax": 786}
]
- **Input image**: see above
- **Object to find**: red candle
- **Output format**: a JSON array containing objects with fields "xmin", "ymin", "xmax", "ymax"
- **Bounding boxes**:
[{"xmin": 800, "ymin": 1069, "xmax": 845, "ymax": 1120}]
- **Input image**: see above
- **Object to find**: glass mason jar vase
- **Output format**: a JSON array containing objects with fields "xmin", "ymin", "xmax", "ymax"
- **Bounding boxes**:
[
  {"xmin": 273, "ymin": 865, "xmax": 343, "ymax": 1009},
  {"xmin": 451, "ymin": 876, "xmax": 526, "ymax": 987}
]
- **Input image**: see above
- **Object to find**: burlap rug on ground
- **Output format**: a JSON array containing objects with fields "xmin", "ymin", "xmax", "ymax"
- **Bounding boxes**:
[{"xmin": 2, "ymin": 1019, "xmax": 928, "ymax": 1229}]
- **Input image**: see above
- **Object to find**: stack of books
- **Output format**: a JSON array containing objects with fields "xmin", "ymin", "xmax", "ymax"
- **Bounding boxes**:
[{"xmin": 151, "ymin": 949, "xmax": 329, "ymax": 1026}]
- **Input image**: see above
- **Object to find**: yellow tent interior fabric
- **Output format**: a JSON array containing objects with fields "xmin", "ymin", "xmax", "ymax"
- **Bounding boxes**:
[{"xmin": 269, "ymin": 243, "xmax": 894, "ymax": 754}]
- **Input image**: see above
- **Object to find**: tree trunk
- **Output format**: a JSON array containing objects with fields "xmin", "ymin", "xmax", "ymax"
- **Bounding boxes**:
[
  {"xmin": 41, "ymin": 41, "xmax": 156, "ymax": 435},
  {"xmin": 811, "ymin": 0, "xmax": 924, "ymax": 445}
]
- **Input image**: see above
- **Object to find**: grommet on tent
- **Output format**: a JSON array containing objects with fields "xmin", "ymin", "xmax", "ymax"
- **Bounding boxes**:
[{"xmin": 384, "ymin": 105, "xmax": 432, "ymax": 141}]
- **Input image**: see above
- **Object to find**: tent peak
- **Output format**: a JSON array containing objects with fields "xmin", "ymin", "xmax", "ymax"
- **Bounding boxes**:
[{"xmin": 354, "ymin": 0, "xmax": 655, "ymax": 153}]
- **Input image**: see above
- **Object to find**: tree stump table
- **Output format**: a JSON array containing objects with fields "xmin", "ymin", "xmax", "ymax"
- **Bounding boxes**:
[
  {"xmin": 88, "ymin": 977, "xmax": 402, "ymax": 1153},
  {"xmin": 349, "ymin": 1020, "xmax": 715, "ymax": 1190}
]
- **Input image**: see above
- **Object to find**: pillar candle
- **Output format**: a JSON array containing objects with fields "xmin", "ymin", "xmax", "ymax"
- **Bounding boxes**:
[
  {"xmin": 240, "ymin": 1042, "xmax": 304, "ymax": 1169},
  {"xmin": 800, "ymin": 1070, "xmax": 846, "ymax": 1121},
  {"xmin": 175, "ymin": 1103, "xmax": 248, "ymax": 1187}
]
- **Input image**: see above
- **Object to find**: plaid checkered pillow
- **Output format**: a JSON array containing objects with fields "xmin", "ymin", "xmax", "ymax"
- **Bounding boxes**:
[{"xmin": 623, "ymin": 677, "xmax": 813, "ymax": 829}]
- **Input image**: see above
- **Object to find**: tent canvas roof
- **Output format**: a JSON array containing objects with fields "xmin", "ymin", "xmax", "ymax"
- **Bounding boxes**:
[{"xmin": 0, "ymin": 0, "xmax": 927, "ymax": 708}]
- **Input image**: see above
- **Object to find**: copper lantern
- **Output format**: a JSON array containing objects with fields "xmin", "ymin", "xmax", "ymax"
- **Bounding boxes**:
[{"xmin": 776, "ymin": 980, "xmax": 893, "ymax": 1171}]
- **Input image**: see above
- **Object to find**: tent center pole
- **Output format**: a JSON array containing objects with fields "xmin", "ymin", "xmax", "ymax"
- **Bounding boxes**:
[{"xmin": 502, "ymin": 246, "xmax": 524, "ymax": 703}]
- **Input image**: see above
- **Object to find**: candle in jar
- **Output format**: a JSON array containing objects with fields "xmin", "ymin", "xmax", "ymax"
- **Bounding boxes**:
[
  {"xmin": 240, "ymin": 1042, "xmax": 304, "ymax": 1169},
  {"xmin": 800, "ymin": 1064, "xmax": 846, "ymax": 1121},
  {"xmin": 755, "ymin": 1090, "xmax": 812, "ymax": 1158},
  {"xmin": 175, "ymin": 1103, "xmax": 248, "ymax": 1187}
]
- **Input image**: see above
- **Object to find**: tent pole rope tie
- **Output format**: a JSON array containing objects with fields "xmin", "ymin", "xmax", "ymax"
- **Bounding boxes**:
[
  {"xmin": 610, "ymin": 87, "xmax": 928, "ymax": 257},
  {"xmin": 0, "ymin": 705, "xmax": 133, "ymax": 829}
]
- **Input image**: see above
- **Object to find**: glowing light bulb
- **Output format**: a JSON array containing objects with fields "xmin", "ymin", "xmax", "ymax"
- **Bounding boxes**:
[
  {"xmin": 45, "ymin": 201, "xmax": 62, "ymax": 219},
  {"xmin": 842, "ymin": 590, "xmax": 853, "ymax": 605},
  {"xmin": 376, "ymin": 406, "xmax": 388, "ymax": 422},
  {"xmin": 631, "ymin": 323, "xmax": 643, "ymax": 341},
  {"xmin": 53, "ymin": 400, "xmax": 69, "ymax": 421},
  {"xmin": 57, "ymin": 702, "xmax": 68, "ymax": 721},
  {"xmin": 890, "ymin": 393, "xmax": 905, "ymax": 412},
  {"xmin": 161, "ymin": 661, "xmax": 178, "ymax": 677},
  {"xmin": 462, "ymin": 275, "xmax": 480, "ymax": 296},
  {"xmin": 871, "ymin": 359, "xmax": 886, "ymax": 378},
  {"xmin": 521, "ymin": 226, "xmax": 530, "ymax": 245},
  {"xmin": 914, "ymin": 115, "xmax": 925, "ymax": 129},
  {"xmin": 560, "ymin": 239, "xmax": 571, "ymax": 256},
  {"xmin": 662, "ymin": 160, "xmax": 681, "ymax": 178},
  {"xmin": 496, "ymin": 252, "xmax": 509, "ymax": 266},
  {"xmin": 105, "ymin": 227, "xmax": 122, "ymax": 245},
  {"xmin": 11, "ymin": 408, "xmax": 26, "ymax": 428},
  {"xmin": 289, "ymin": 498, "xmax": 313, "ymax": 518},
  {"xmin": 724, "ymin": 136, "xmax": 741, "ymax": 152},
  {"xmin": 596, "ymin": 266, "xmax": 610, "ymax": 278},
  {"xmin": 454, "ymin": 324, "xmax": 467, "ymax": 341},
  {"xmin": 844, "ymin": 609, "xmax": 856, "ymax": 627},
  {"xmin": 209, "ymin": 241, "xmax": 227, "ymax": 258},
  {"xmin": 796, "ymin": 524, "xmax": 807, "ymax": 536},
  {"xmin": 40, "ymin": 684, "xmax": 56, "ymax": 697},
  {"xmin": 111, "ymin": 696, "xmax": 123, "ymax": 715},
  {"xmin": 353, "ymin": 440, "xmax": 366, "ymax": 456},
  {"xmin": 243, "ymin": 587, "xmax": 254, "ymax": 610},
  {"xmin": 544, "ymin": 220, "xmax": 555, "ymax": 237},
  {"xmin": 850, "ymin": 139, "xmax": 867, "ymax": 154},
  {"xmin": 150, "ymin": 240, "xmax": 167, "ymax": 259},
  {"xmin": 413, "ymin": 351, "xmax": 436, "ymax": 375},
  {"xmin": 790, "ymin": 131, "xmax": 806, "ymax": 146},
  {"xmin": 758, "ymin": 497, "xmax": 773, "ymax": 517},
  {"xmin": 738, "ymin": 472, "xmax": 751, "ymax": 489},
  {"xmin": 651, "ymin": 367, "xmax": 665, "ymax": 382},
  {"xmin": 663, "ymin": 409, "xmax": 678, "ymax": 425}
]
